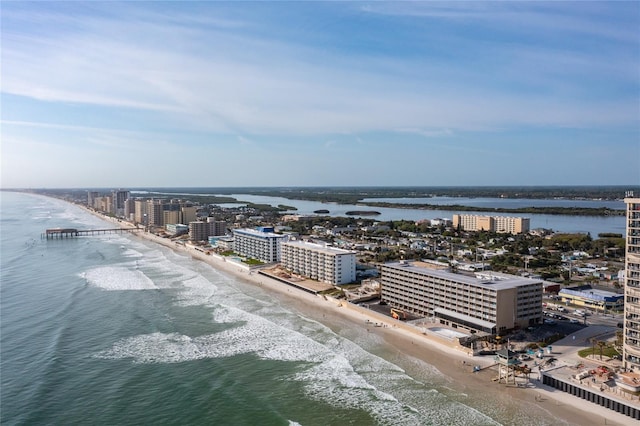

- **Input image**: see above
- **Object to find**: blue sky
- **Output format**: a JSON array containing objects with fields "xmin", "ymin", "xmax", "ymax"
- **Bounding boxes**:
[{"xmin": 2, "ymin": 1, "xmax": 639, "ymax": 188}]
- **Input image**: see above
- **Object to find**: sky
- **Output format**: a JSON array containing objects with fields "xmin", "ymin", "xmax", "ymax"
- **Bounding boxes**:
[{"xmin": 1, "ymin": 1, "xmax": 639, "ymax": 189}]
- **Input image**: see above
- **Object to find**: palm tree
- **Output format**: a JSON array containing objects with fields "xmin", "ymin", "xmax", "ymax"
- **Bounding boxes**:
[{"xmin": 597, "ymin": 341, "xmax": 606, "ymax": 361}]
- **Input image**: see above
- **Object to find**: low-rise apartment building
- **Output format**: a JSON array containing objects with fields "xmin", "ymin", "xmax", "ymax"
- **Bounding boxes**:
[
  {"xmin": 281, "ymin": 241, "xmax": 356, "ymax": 285},
  {"xmin": 232, "ymin": 227, "xmax": 288, "ymax": 263},
  {"xmin": 381, "ymin": 261, "xmax": 543, "ymax": 334},
  {"xmin": 452, "ymin": 214, "xmax": 530, "ymax": 234}
]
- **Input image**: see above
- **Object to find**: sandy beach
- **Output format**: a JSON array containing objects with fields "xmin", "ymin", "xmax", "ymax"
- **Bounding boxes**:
[{"xmin": 83, "ymin": 208, "xmax": 635, "ymax": 425}]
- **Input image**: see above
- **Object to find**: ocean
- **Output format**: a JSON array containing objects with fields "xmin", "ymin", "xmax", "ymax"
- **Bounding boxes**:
[{"xmin": 1, "ymin": 191, "xmax": 566, "ymax": 425}]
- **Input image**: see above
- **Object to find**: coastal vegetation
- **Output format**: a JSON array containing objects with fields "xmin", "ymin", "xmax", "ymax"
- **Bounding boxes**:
[
  {"xmin": 578, "ymin": 345, "xmax": 620, "ymax": 360},
  {"xmin": 152, "ymin": 186, "xmax": 635, "ymax": 216},
  {"xmin": 345, "ymin": 210, "xmax": 381, "ymax": 216},
  {"xmin": 362, "ymin": 203, "xmax": 625, "ymax": 217},
  {"xmin": 201, "ymin": 185, "xmax": 635, "ymax": 202},
  {"xmin": 25, "ymin": 186, "xmax": 637, "ymax": 217}
]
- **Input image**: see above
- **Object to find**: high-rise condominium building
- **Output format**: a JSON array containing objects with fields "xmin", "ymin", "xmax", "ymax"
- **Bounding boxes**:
[
  {"xmin": 134, "ymin": 200, "xmax": 148, "ymax": 225},
  {"xmin": 189, "ymin": 219, "xmax": 227, "ymax": 242},
  {"xmin": 87, "ymin": 191, "xmax": 99, "ymax": 208},
  {"xmin": 452, "ymin": 214, "xmax": 530, "ymax": 234},
  {"xmin": 381, "ymin": 261, "xmax": 542, "ymax": 334},
  {"xmin": 111, "ymin": 190, "xmax": 130, "ymax": 218},
  {"xmin": 124, "ymin": 198, "xmax": 135, "ymax": 221},
  {"xmin": 624, "ymin": 197, "xmax": 640, "ymax": 371},
  {"xmin": 181, "ymin": 206, "xmax": 198, "ymax": 225},
  {"xmin": 281, "ymin": 241, "xmax": 357, "ymax": 285},
  {"xmin": 232, "ymin": 227, "xmax": 288, "ymax": 263},
  {"xmin": 147, "ymin": 200, "xmax": 165, "ymax": 227}
]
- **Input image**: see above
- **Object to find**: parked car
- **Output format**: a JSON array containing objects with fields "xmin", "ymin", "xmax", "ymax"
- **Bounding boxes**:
[{"xmin": 570, "ymin": 318, "xmax": 581, "ymax": 324}]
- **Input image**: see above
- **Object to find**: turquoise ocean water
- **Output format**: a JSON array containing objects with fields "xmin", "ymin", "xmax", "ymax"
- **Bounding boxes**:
[{"xmin": 1, "ymin": 192, "xmax": 566, "ymax": 425}]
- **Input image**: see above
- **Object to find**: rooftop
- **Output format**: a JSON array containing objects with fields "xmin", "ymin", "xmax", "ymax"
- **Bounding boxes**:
[
  {"xmin": 283, "ymin": 240, "xmax": 356, "ymax": 256},
  {"xmin": 382, "ymin": 261, "xmax": 542, "ymax": 290}
]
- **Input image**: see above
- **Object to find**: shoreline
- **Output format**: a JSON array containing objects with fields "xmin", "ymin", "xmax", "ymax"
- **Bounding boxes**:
[{"xmin": 70, "ymin": 203, "xmax": 636, "ymax": 425}]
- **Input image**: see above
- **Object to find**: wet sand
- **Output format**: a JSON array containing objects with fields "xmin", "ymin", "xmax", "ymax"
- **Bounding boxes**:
[
  {"xmin": 173, "ymin": 238, "xmax": 634, "ymax": 425},
  {"xmin": 84, "ymin": 210, "xmax": 635, "ymax": 425}
]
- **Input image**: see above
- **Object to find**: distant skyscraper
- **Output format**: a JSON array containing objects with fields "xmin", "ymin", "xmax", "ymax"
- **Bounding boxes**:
[
  {"xmin": 134, "ymin": 199, "xmax": 148, "ymax": 225},
  {"xmin": 111, "ymin": 189, "xmax": 130, "ymax": 218},
  {"xmin": 623, "ymin": 196, "xmax": 640, "ymax": 371},
  {"xmin": 87, "ymin": 191, "xmax": 99, "ymax": 208},
  {"xmin": 124, "ymin": 198, "xmax": 135, "ymax": 221},
  {"xmin": 147, "ymin": 200, "xmax": 165, "ymax": 227},
  {"xmin": 181, "ymin": 206, "xmax": 198, "ymax": 225}
]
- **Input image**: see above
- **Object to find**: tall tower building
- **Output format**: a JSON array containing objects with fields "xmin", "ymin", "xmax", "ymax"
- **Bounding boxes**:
[
  {"xmin": 147, "ymin": 200, "xmax": 165, "ymax": 227},
  {"xmin": 124, "ymin": 198, "xmax": 135, "ymax": 221},
  {"xmin": 111, "ymin": 189, "xmax": 130, "ymax": 218},
  {"xmin": 134, "ymin": 200, "xmax": 148, "ymax": 225},
  {"xmin": 87, "ymin": 191, "xmax": 99, "ymax": 208},
  {"xmin": 624, "ymin": 196, "xmax": 640, "ymax": 371},
  {"xmin": 181, "ymin": 206, "xmax": 198, "ymax": 225}
]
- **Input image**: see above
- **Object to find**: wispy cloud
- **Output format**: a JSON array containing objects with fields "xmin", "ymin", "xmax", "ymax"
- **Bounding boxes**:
[{"xmin": 3, "ymin": 1, "xmax": 636, "ymax": 139}]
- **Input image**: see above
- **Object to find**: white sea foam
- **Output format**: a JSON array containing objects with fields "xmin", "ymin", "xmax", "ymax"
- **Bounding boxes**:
[
  {"xmin": 90, "ymin": 227, "xmax": 498, "ymax": 425},
  {"xmin": 83, "ymin": 266, "xmax": 158, "ymax": 291},
  {"xmin": 120, "ymin": 248, "xmax": 143, "ymax": 258}
]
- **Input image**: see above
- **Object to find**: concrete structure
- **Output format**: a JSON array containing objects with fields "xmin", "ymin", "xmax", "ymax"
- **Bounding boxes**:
[
  {"xmin": 281, "ymin": 240, "xmax": 357, "ymax": 285},
  {"xmin": 166, "ymin": 223, "xmax": 188, "ymax": 235},
  {"xmin": 232, "ymin": 227, "xmax": 288, "ymax": 263},
  {"xmin": 134, "ymin": 199, "xmax": 148, "ymax": 225},
  {"xmin": 163, "ymin": 210, "xmax": 181, "ymax": 227},
  {"xmin": 111, "ymin": 190, "xmax": 130, "ymax": 218},
  {"xmin": 542, "ymin": 368, "xmax": 640, "ymax": 421},
  {"xmin": 189, "ymin": 219, "xmax": 227, "ymax": 242},
  {"xmin": 452, "ymin": 214, "xmax": 530, "ymax": 234},
  {"xmin": 380, "ymin": 262, "xmax": 543, "ymax": 334},
  {"xmin": 147, "ymin": 200, "xmax": 165, "ymax": 227},
  {"xmin": 624, "ymin": 197, "xmax": 640, "ymax": 372},
  {"xmin": 181, "ymin": 206, "xmax": 198, "ymax": 225},
  {"xmin": 87, "ymin": 191, "xmax": 99, "ymax": 208},
  {"xmin": 93, "ymin": 196, "xmax": 113, "ymax": 214},
  {"xmin": 210, "ymin": 236, "xmax": 234, "ymax": 250},
  {"xmin": 124, "ymin": 198, "xmax": 135, "ymax": 221},
  {"xmin": 558, "ymin": 285, "xmax": 624, "ymax": 312}
]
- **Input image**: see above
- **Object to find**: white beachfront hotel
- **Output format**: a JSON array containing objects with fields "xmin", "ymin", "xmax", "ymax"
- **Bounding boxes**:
[
  {"xmin": 232, "ymin": 227, "xmax": 288, "ymax": 263},
  {"xmin": 381, "ymin": 261, "xmax": 543, "ymax": 334},
  {"xmin": 281, "ymin": 241, "xmax": 357, "ymax": 285}
]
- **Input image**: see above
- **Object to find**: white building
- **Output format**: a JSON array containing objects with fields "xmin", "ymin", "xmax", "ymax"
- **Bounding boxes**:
[
  {"xmin": 232, "ymin": 227, "xmax": 288, "ymax": 263},
  {"xmin": 281, "ymin": 241, "xmax": 356, "ymax": 285},
  {"xmin": 166, "ymin": 223, "xmax": 188, "ymax": 235}
]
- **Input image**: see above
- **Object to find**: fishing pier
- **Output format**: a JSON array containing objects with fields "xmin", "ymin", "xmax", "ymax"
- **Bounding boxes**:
[{"xmin": 42, "ymin": 227, "xmax": 142, "ymax": 239}]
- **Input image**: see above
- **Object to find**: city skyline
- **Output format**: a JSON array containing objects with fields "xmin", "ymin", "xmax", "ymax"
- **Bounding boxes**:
[{"xmin": 2, "ymin": 1, "xmax": 639, "ymax": 189}]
